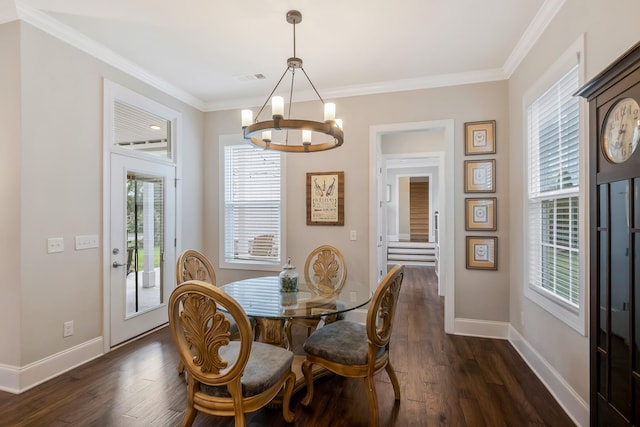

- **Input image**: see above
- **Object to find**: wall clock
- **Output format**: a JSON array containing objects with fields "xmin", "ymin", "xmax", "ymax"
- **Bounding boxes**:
[{"xmin": 601, "ymin": 97, "xmax": 640, "ymax": 163}]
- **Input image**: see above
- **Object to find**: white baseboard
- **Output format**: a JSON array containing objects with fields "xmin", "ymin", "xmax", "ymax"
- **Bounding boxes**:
[
  {"xmin": 454, "ymin": 317, "xmax": 509, "ymax": 338},
  {"xmin": 508, "ymin": 325, "xmax": 589, "ymax": 427},
  {"xmin": 0, "ymin": 337, "xmax": 104, "ymax": 394}
]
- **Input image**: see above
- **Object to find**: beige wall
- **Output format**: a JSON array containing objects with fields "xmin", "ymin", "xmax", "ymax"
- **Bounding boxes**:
[
  {"xmin": 0, "ymin": 21, "xmax": 205, "ymax": 369},
  {"xmin": 205, "ymin": 80, "xmax": 511, "ymax": 323},
  {"xmin": 0, "ymin": 21, "xmax": 22, "ymax": 367},
  {"xmin": 507, "ymin": 0, "xmax": 640, "ymax": 406}
]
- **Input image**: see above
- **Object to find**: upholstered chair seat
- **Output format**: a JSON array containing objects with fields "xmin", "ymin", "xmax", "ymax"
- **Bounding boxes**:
[
  {"xmin": 302, "ymin": 321, "xmax": 385, "ymax": 365},
  {"xmin": 201, "ymin": 341, "xmax": 294, "ymax": 398}
]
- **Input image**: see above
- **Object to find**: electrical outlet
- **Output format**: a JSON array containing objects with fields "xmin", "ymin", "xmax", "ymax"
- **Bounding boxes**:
[
  {"xmin": 47, "ymin": 237, "xmax": 64, "ymax": 254},
  {"xmin": 350, "ymin": 230, "xmax": 357, "ymax": 241},
  {"xmin": 63, "ymin": 321, "xmax": 74, "ymax": 337},
  {"xmin": 75, "ymin": 234, "xmax": 99, "ymax": 250}
]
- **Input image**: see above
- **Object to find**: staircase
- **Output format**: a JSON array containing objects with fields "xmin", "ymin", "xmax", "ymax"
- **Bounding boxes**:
[{"xmin": 387, "ymin": 240, "xmax": 437, "ymax": 267}]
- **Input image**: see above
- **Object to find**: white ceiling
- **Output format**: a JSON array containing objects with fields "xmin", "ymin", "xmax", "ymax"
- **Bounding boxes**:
[{"xmin": 6, "ymin": 0, "xmax": 564, "ymax": 112}]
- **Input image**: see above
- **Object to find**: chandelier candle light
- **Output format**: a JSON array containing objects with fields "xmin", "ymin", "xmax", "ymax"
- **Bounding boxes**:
[{"xmin": 241, "ymin": 10, "xmax": 344, "ymax": 153}]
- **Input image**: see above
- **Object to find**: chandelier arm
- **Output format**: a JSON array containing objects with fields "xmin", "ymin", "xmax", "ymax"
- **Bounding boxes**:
[
  {"xmin": 300, "ymin": 67, "xmax": 325, "ymax": 104},
  {"xmin": 254, "ymin": 66, "xmax": 291, "ymax": 121}
]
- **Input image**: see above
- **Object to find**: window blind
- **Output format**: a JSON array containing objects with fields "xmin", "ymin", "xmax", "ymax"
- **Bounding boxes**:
[
  {"xmin": 527, "ymin": 65, "xmax": 580, "ymax": 306},
  {"xmin": 223, "ymin": 145, "xmax": 281, "ymax": 264}
]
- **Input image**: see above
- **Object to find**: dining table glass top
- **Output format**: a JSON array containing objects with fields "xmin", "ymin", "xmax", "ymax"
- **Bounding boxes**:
[{"xmin": 219, "ymin": 276, "xmax": 372, "ymax": 320}]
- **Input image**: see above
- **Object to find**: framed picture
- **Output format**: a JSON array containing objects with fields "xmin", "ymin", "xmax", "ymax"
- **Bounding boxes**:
[
  {"xmin": 466, "ymin": 236, "xmax": 497, "ymax": 270},
  {"xmin": 464, "ymin": 159, "xmax": 496, "ymax": 193},
  {"xmin": 465, "ymin": 120, "xmax": 496, "ymax": 155},
  {"xmin": 307, "ymin": 171, "xmax": 344, "ymax": 226},
  {"xmin": 465, "ymin": 198, "xmax": 497, "ymax": 231}
]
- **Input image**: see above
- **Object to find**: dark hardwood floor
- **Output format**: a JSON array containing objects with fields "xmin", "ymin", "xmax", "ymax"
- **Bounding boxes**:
[{"xmin": 0, "ymin": 267, "xmax": 575, "ymax": 426}]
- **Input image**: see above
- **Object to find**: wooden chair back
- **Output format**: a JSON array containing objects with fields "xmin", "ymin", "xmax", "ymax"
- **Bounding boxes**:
[
  {"xmin": 176, "ymin": 249, "xmax": 216, "ymax": 285},
  {"xmin": 366, "ymin": 264, "xmax": 404, "ymax": 349},
  {"xmin": 303, "ymin": 245, "xmax": 347, "ymax": 295}
]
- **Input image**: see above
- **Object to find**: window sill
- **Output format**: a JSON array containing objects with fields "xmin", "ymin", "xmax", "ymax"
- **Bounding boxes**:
[
  {"xmin": 221, "ymin": 258, "xmax": 281, "ymax": 272},
  {"xmin": 524, "ymin": 284, "xmax": 586, "ymax": 336}
]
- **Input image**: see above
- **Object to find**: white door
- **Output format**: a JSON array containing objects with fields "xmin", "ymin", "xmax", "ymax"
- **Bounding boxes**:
[{"xmin": 109, "ymin": 153, "xmax": 176, "ymax": 346}]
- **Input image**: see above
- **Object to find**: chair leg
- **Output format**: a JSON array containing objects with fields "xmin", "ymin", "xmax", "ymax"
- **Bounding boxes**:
[
  {"xmin": 300, "ymin": 360, "xmax": 315, "ymax": 406},
  {"xmin": 281, "ymin": 371, "xmax": 296, "ymax": 422},
  {"xmin": 364, "ymin": 374, "xmax": 380, "ymax": 427},
  {"xmin": 385, "ymin": 360, "xmax": 401, "ymax": 401},
  {"xmin": 180, "ymin": 407, "xmax": 197, "ymax": 427},
  {"xmin": 177, "ymin": 359, "xmax": 185, "ymax": 375}
]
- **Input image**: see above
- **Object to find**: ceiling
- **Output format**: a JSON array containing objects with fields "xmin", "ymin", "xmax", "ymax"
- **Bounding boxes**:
[{"xmin": 6, "ymin": 0, "xmax": 563, "ymax": 112}]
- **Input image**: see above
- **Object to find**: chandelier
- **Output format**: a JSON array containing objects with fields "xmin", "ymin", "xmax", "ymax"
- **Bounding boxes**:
[{"xmin": 241, "ymin": 10, "xmax": 344, "ymax": 153}]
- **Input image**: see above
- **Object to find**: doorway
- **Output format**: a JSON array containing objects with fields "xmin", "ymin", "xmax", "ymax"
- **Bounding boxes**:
[
  {"xmin": 369, "ymin": 120, "xmax": 455, "ymax": 333},
  {"xmin": 103, "ymin": 80, "xmax": 181, "ymax": 349}
]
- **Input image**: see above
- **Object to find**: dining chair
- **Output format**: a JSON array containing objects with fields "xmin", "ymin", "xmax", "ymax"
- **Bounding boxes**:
[
  {"xmin": 284, "ymin": 245, "xmax": 347, "ymax": 347},
  {"xmin": 175, "ymin": 249, "xmax": 238, "ymax": 375},
  {"xmin": 169, "ymin": 280, "xmax": 295, "ymax": 427},
  {"xmin": 300, "ymin": 264, "xmax": 404, "ymax": 427}
]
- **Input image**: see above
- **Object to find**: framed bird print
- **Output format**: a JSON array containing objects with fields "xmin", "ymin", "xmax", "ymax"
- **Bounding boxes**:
[{"xmin": 307, "ymin": 171, "xmax": 344, "ymax": 225}]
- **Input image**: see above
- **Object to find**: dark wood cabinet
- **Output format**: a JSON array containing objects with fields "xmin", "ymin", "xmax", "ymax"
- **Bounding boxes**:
[{"xmin": 577, "ymin": 42, "xmax": 640, "ymax": 427}]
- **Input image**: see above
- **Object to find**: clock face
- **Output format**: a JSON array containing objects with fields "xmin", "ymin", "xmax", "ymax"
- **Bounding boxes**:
[{"xmin": 602, "ymin": 97, "xmax": 640, "ymax": 163}]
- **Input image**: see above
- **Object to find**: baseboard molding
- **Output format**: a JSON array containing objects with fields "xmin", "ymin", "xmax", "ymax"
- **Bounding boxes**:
[
  {"xmin": 0, "ymin": 337, "xmax": 104, "ymax": 394},
  {"xmin": 508, "ymin": 325, "xmax": 589, "ymax": 427},
  {"xmin": 454, "ymin": 317, "xmax": 509, "ymax": 339}
]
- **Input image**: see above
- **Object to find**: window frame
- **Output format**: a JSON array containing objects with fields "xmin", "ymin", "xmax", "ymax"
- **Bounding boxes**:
[
  {"xmin": 523, "ymin": 35, "xmax": 587, "ymax": 335},
  {"xmin": 218, "ymin": 134, "xmax": 286, "ymax": 272}
]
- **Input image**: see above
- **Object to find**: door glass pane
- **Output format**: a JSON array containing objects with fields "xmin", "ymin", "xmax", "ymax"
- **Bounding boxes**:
[
  {"xmin": 599, "ymin": 184, "xmax": 608, "ymax": 227},
  {"xmin": 127, "ymin": 172, "xmax": 165, "ymax": 317},
  {"xmin": 599, "ymin": 230, "xmax": 608, "ymax": 350},
  {"xmin": 608, "ymin": 179, "xmax": 630, "ymax": 417},
  {"xmin": 115, "ymin": 101, "xmax": 172, "ymax": 159}
]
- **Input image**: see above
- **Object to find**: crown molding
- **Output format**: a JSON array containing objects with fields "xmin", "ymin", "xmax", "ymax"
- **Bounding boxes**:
[
  {"xmin": 204, "ymin": 67, "xmax": 507, "ymax": 112},
  {"xmin": 503, "ymin": 0, "xmax": 567, "ymax": 77},
  {"xmin": 0, "ymin": 0, "xmax": 18, "ymax": 24},
  {"xmin": 10, "ymin": 0, "xmax": 565, "ymax": 113},
  {"xmin": 15, "ymin": 0, "xmax": 206, "ymax": 111}
]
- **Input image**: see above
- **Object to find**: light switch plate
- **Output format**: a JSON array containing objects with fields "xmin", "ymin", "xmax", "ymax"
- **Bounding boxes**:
[
  {"xmin": 47, "ymin": 237, "xmax": 64, "ymax": 254},
  {"xmin": 75, "ymin": 234, "xmax": 99, "ymax": 250},
  {"xmin": 350, "ymin": 230, "xmax": 357, "ymax": 241}
]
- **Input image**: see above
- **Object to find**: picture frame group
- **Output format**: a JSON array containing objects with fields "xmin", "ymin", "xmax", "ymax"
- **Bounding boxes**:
[{"xmin": 464, "ymin": 119, "xmax": 498, "ymax": 270}]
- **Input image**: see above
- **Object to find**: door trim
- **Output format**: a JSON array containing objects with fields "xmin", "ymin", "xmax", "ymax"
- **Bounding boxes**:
[
  {"xmin": 102, "ymin": 79, "xmax": 182, "ymax": 353},
  {"xmin": 369, "ymin": 120, "xmax": 455, "ymax": 333}
]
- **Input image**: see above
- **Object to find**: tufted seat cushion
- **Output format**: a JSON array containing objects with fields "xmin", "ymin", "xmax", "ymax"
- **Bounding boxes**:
[
  {"xmin": 200, "ymin": 341, "xmax": 294, "ymax": 398},
  {"xmin": 303, "ymin": 321, "xmax": 384, "ymax": 365}
]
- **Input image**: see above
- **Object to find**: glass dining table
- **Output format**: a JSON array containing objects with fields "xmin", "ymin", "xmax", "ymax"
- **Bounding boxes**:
[
  {"xmin": 219, "ymin": 275, "xmax": 372, "ymax": 349},
  {"xmin": 219, "ymin": 275, "xmax": 372, "ymax": 398}
]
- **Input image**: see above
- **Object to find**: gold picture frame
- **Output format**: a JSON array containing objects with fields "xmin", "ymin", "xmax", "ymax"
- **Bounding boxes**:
[
  {"xmin": 465, "ymin": 120, "xmax": 496, "ymax": 155},
  {"xmin": 464, "ymin": 159, "xmax": 496, "ymax": 193},
  {"xmin": 465, "ymin": 198, "xmax": 497, "ymax": 231},
  {"xmin": 306, "ymin": 171, "xmax": 344, "ymax": 226},
  {"xmin": 466, "ymin": 236, "xmax": 497, "ymax": 270}
]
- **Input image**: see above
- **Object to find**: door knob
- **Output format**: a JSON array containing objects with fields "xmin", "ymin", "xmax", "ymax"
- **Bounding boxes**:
[{"xmin": 112, "ymin": 261, "xmax": 125, "ymax": 268}]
